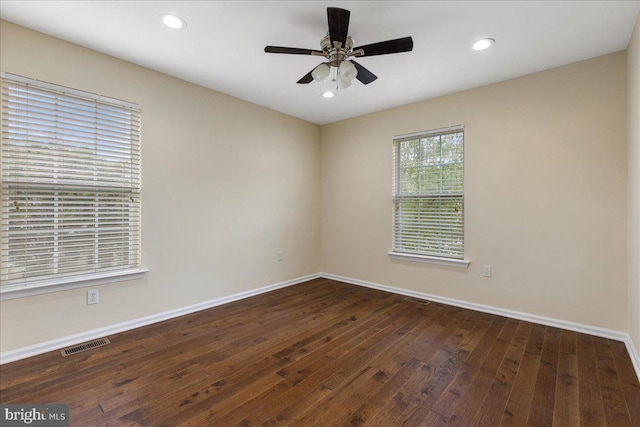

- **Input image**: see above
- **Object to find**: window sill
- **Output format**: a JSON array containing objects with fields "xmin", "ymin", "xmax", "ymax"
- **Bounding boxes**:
[
  {"xmin": 0, "ymin": 268, "xmax": 149, "ymax": 300},
  {"xmin": 388, "ymin": 252, "xmax": 470, "ymax": 268}
]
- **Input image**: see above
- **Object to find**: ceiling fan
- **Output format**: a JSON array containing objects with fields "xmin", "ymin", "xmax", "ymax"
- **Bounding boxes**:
[{"xmin": 264, "ymin": 7, "xmax": 413, "ymax": 89}]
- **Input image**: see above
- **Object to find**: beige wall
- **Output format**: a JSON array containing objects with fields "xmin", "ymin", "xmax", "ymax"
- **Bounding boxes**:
[
  {"xmin": 0, "ymin": 21, "xmax": 321, "ymax": 352},
  {"xmin": 0, "ymin": 18, "xmax": 634, "ymax": 355},
  {"xmin": 628, "ymin": 13, "xmax": 640, "ymax": 357},
  {"xmin": 321, "ymin": 52, "xmax": 628, "ymax": 331}
]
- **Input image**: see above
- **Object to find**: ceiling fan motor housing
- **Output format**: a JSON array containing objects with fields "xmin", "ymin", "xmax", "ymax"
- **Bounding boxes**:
[{"xmin": 320, "ymin": 33, "xmax": 354, "ymax": 67}]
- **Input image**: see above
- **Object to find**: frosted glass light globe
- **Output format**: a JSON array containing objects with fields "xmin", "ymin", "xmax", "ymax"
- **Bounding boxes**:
[{"xmin": 312, "ymin": 64, "xmax": 331, "ymax": 82}]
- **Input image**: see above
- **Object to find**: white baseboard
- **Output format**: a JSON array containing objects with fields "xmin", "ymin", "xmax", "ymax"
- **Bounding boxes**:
[
  {"xmin": 0, "ymin": 273, "xmax": 321, "ymax": 365},
  {"xmin": 319, "ymin": 272, "xmax": 640, "ymax": 382},
  {"xmin": 2, "ymin": 270, "xmax": 639, "ymax": 383},
  {"xmin": 625, "ymin": 335, "xmax": 640, "ymax": 383}
]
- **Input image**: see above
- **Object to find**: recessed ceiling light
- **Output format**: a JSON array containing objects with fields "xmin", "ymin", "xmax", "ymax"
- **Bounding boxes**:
[
  {"xmin": 161, "ymin": 14, "xmax": 186, "ymax": 29},
  {"xmin": 321, "ymin": 91, "xmax": 335, "ymax": 99},
  {"xmin": 472, "ymin": 38, "xmax": 495, "ymax": 51}
]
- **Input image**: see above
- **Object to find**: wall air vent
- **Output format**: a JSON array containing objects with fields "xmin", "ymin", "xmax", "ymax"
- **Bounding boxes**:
[
  {"xmin": 60, "ymin": 338, "xmax": 110, "ymax": 357},
  {"xmin": 404, "ymin": 296, "xmax": 431, "ymax": 305}
]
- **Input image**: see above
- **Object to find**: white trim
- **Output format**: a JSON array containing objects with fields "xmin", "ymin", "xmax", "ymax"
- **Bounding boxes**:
[
  {"xmin": 320, "ymin": 272, "xmax": 628, "ymax": 340},
  {"xmin": 0, "ymin": 273, "xmax": 320, "ymax": 364},
  {"xmin": 0, "ymin": 71, "xmax": 141, "ymax": 109},
  {"xmin": 625, "ymin": 335, "xmax": 640, "ymax": 383},
  {"xmin": 0, "ymin": 268, "xmax": 149, "ymax": 301},
  {"xmin": 320, "ymin": 273, "xmax": 636, "ymax": 353},
  {"xmin": 394, "ymin": 124, "xmax": 465, "ymax": 141},
  {"xmin": 388, "ymin": 251, "xmax": 470, "ymax": 268}
]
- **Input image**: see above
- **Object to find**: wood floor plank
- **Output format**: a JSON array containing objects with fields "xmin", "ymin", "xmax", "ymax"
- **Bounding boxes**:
[
  {"xmin": 445, "ymin": 317, "xmax": 520, "ymax": 426},
  {"xmin": 1, "ymin": 279, "xmax": 638, "ymax": 427},
  {"xmin": 425, "ymin": 315, "xmax": 507, "ymax": 422},
  {"xmin": 576, "ymin": 333, "xmax": 607, "ymax": 426},
  {"xmin": 526, "ymin": 326, "xmax": 561, "ymax": 427},
  {"xmin": 331, "ymin": 307, "xmax": 478, "ymax": 425},
  {"xmin": 196, "ymin": 306, "xmax": 424, "ymax": 425},
  {"xmin": 248, "ymin": 308, "xmax": 441, "ymax": 425},
  {"xmin": 474, "ymin": 321, "xmax": 534, "ymax": 426},
  {"xmin": 341, "ymin": 358, "xmax": 423, "ymax": 426},
  {"xmin": 593, "ymin": 336, "xmax": 633, "ymax": 426},
  {"xmin": 499, "ymin": 323, "xmax": 546, "ymax": 426},
  {"xmin": 287, "ymin": 307, "xmax": 429, "ymax": 425},
  {"xmin": 370, "ymin": 311, "xmax": 485, "ymax": 425},
  {"xmin": 252, "ymin": 320, "xmax": 409, "ymax": 425},
  {"xmin": 156, "ymin": 291, "xmax": 412, "ymax": 425},
  {"xmin": 609, "ymin": 340, "xmax": 640, "ymax": 422},
  {"xmin": 553, "ymin": 329, "xmax": 580, "ymax": 426}
]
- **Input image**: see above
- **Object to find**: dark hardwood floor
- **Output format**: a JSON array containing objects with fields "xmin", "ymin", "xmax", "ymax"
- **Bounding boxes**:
[{"xmin": 1, "ymin": 278, "xmax": 639, "ymax": 426}]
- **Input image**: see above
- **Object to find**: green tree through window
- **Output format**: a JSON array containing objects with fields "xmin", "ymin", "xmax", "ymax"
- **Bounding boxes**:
[
  {"xmin": 393, "ymin": 127, "xmax": 464, "ymax": 259},
  {"xmin": 1, "ymin": 73, "xmax": 141, "ymax": 288}
]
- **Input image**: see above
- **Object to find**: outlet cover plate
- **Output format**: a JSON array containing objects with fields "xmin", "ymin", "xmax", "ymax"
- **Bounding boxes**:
[
  {"xmin": 483, "ymin": 265, "xmax": 492, "ymax": 278},
  {"xmin": 87, "ymin": 289, "xmax": 99, "ymax": 305}
]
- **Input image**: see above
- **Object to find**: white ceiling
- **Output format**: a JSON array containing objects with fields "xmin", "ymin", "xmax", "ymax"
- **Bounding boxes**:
[{"xmin": 1, "ymin": 1, "xmax": 638, "ymax": 125}]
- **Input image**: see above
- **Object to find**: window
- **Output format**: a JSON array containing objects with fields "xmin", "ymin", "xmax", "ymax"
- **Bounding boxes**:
[
  {"xmin": 391, "ymin": 125, "xmax": 467, "ymax": 267},
  {"xmin": 1, "ymin": 73, "xmax": 144, "ymax": 297}
]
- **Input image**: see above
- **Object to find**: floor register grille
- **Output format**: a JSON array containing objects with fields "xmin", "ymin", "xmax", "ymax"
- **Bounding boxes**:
[{"xmin": 60, "ymin": 338, "xmax": 110, "ymax": 357}]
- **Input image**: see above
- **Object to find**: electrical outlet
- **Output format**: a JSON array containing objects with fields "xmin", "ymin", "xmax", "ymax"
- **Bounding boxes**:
[
  {"xmin": 87, "ymin": 289, "xmax": 99, "ymax": 305},
  {"xmin": 277, "ymin": 251, "xmax": 283, "ymax": 262},
  {"xmin": 483, "ymin": 265, "xmax": 492, "ymax": 278}
]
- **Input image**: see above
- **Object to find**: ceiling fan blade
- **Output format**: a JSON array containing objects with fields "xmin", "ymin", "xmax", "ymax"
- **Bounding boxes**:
[
  {"xmin": 297, "ymin": 69, "xmax": 315, "ymax": 84},
  {"xmin": 265, "ymin": 46, "xmax": 323, "ymax": 55},
  {"xmin": 327, "ymin": 7, "xmax": 350, "ymax": 48},
  {"xmin": 353, "ymin": 36, "xmax": 413, "ymax": 57},
  {"xmin": 351, "ymin": 60, "xmax": 377, "ymax": 85}
]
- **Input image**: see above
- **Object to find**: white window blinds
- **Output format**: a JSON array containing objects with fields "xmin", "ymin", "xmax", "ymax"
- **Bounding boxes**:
[
  {"xmin": 1, "ymin": 73, "xmax": 141, "ymax": 288},
  {"xmin": 392, "ymin": 126, "xmax": 464, "ymax": 259}
]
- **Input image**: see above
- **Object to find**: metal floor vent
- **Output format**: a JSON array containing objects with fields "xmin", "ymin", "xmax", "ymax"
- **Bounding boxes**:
[
  {"xmin": 404, "ymin": 296, "xmax": 431, "ymax": 305},
  {"xmin": 60, "ymin": 338, "xmax": 110, "ymax": 357}
]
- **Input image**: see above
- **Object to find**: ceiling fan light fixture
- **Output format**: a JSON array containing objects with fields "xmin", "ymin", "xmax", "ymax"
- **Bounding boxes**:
[
  {"xmin": 338, "ymin": 76, "xmax": 352, "ymax": 89},
  {"xmin": 338, "ymin": 60, "xmax": 358, "ymax": 82},
  {"xmin": 472, "ymin": 38, "xmax": 495, "ymax": 51},
  {"xmin": 321, "ymin": 91, "xmax": 335, "ymax": 98},
  {"xmin": 161, "ymin": 14, "xmax": 186, "ymax": 29},
  {"xmin": 312, "ymin": 64, "xmax": 331, "ymax": 82},
  {"xmin": 264, "ymin": 8, "xmax": 412, "ymax": 89}
]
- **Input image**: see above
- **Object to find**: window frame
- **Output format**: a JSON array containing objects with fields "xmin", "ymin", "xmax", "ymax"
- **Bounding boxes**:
[
  {"xmin": 389, "ymin": 125, "xmax": 469, "ymax": 268},
  {"xmin": 0, "ymin": 72, "xmax": 147, "ymax": 300}
]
